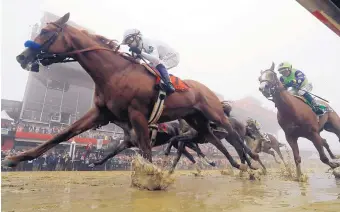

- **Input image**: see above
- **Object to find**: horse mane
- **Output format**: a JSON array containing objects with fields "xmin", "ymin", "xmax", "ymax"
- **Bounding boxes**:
[
  {"xmin": 79, "ymin": 30, "xmax": 139, "ymax": 64},
  {"xmin": 80, "ymin": 30, "xmax": 119, "ymax": 49}
]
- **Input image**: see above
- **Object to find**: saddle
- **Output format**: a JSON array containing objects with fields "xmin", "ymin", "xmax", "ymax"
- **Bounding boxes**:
[{"xmin": 293, "ymin": 95, "xmax": 330, "ymax": 116}]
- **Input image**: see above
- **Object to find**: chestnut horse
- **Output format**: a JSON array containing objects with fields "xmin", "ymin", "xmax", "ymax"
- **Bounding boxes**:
[
  {"xmin": 258, "ymin": 62, "xmax": 340, "ymax": 178},
  {"xmin": 5, "ymin": 13, "xmax": 258, "ymax": 171}
]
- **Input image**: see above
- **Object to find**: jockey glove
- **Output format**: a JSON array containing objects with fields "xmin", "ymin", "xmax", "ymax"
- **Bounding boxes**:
[{"xmin": 129, "ymin": 46, "xmax": 142, "ymax": 55}]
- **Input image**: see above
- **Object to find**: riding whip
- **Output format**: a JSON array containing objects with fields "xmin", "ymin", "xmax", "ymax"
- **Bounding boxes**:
[{"xmin": 298, "ymin": 88, "xmax": 329, "ymax": 103}]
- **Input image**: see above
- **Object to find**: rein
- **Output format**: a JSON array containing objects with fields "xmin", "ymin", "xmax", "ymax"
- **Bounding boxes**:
[
  {"xmin": 30, "ymin": 22, "xmax": 121, "ymax": 64},
  {"xmin": 37, "ymin": 46, "xmax": 121, "ymax": 64}
]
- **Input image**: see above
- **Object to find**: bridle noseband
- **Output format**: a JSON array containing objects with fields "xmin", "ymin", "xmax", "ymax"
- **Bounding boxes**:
[{"xmin": 259, "ymin": 70, "xmax": 282, "ymax": 99}]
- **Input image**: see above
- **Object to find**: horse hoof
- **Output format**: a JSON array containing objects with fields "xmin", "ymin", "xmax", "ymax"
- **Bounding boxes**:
[
  {"xmin": 239, "ymin": 164, "xmax": 248, "ymax": 171},
  {"xmin": 250, "ymin": 165, "xmax": 258, "ymax": 170},
  {"xmin": 330, "ymin": 162, "xmax": 340, "ymax": 169},
  {"xmin": 209, "ymin": 162, "xmax": 216, "ymax": 167},
  {"xmin": 2, "ymin": 158, "xmax": 18, "ymax": 168}
]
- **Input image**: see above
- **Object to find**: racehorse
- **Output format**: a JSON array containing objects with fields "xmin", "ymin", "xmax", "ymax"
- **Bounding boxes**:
[
  {"xmin": 244, "ymin": 123, "xmax": 286, "ymax": 165},
  {"xmin": 6, "ymin": 13, "xmax": 258, "ymax": 171},
  {"xmin": 89, "ymin": 121, "xmax": 217, "ymax": 169},
  {"xmin": 164, "ymin": 102, "xmax": 267, "ymax": 172},
  {"xmin": 258, "ymin": 62, "xmax": 340, "ymax": 178}
]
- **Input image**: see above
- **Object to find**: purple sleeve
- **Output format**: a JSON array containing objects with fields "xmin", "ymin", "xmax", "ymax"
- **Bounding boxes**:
[{"xmin": 295, "ymin": 70, "xmax": 305, "ymax": 87}]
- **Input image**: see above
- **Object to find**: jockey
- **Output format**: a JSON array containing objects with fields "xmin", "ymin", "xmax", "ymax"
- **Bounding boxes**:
[
  {"xmin": 277, "ymin": 62, "xmax": 323, "ymax": 115},
  {"xmin": 122, "ymin": 28, "xmax": 179, "ymax": 94},
  {"xmin": 246, "ymin": 118, "xmax": 270, "ymax": 143}
]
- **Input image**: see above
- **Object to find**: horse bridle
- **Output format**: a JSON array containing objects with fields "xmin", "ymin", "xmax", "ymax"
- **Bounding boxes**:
[
  {"xmin": 259, "ymin": 69, "xmax": 282, "ymax": 99},
  {"xmin": 33, "ymin": 22, "xmax": 120, "ymax": 65}
]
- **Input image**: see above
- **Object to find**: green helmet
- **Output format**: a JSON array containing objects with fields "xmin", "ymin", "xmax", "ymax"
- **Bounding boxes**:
[
  {"xmin": 246, "ymin": 117, "xmax": 255, "ymax": 125},
  {"xmin": 277, "ymin": 62, "xmax": 292, "ymax": 73}
]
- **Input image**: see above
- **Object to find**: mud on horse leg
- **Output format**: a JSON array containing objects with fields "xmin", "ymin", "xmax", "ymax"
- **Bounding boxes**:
[
  {"xmin": 273, "ymin": 146, "xmax": 287, "ymax": 166},
  {"xmin": 3, "ymin": 107, "xmax": 109, "ymax": 168},
  {"xmin": 286, "ymin": 135, "xmax": 302, "ymax": 178},
  {"xmin": 264, "ymin": 149, "xmax": 281, "ymax": 164},
  {"xmin": 128, "ymin": 105, "xmax": 152, "ymax": 162},
  {"xmin": 169, "ymin": 141, "xmax": 185, "ymax": 174}
]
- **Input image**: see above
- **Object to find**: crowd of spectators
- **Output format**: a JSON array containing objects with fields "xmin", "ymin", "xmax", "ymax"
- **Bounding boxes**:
[
  {"xmin": 2, "ymin": 121, "xmax": 233, "ymax": 172},
  {"xmin": 1, "ymin": 146, "xmax": 229, "ymax": 172},
  {"xmin": 16, "ymin": 122, "xmax": 116, "ymax": 140}
]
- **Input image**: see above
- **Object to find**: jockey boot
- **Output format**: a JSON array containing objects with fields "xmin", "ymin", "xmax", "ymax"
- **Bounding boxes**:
[
  {"xmin": 156, "ymin": 64, "xmax": 175, "ymax": 94},
  {"xmin": 303, "ymin": 93, "xmax": 324, "ymax": 115}
]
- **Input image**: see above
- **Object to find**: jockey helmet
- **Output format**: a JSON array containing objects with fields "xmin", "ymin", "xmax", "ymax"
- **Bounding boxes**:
[
  {"xmin": 122, "ymin": 28, "xmax": 142, "ymax": 46},
  {"xmin": 277, "ymin": 62, "xmax": 292, "ymax": 75}
]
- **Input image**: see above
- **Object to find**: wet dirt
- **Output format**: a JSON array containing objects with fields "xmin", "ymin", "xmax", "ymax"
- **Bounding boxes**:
[{"xmin": 2, "ymin": 162, "xmax": 340, "ymax": 212}]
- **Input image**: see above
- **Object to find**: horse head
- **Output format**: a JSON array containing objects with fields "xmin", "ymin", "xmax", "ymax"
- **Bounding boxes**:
[
  {"xmin": 221, "ymin": 100, "xmax": 232, "ymax": 116},
  {"xmin": 258, "ymin": 62, "xmax": 281, "ymax": 98},
  {"xmin": 16, "ymin": 13, "xmax": 73, "ymax": 71}
]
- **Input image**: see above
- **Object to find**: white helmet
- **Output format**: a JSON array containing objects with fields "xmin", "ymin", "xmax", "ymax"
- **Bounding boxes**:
[{"xmin": 122, "ymin": 28, "xmax": 142, "ymax": 44}]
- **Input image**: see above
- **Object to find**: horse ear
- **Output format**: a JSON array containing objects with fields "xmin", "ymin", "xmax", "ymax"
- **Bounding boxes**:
[
  {"xmin": 56, "ymin": 13, "xmax": 70, "ymax": 25},
  {"xmin": 270, "ymin": 62, "xmax": 275, "ymax": 71}
]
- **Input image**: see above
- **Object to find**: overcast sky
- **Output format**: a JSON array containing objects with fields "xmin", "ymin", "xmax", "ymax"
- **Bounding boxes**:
[{"xmin": 1, "ymin": 0, "xmax": 340, "ymax": 152}]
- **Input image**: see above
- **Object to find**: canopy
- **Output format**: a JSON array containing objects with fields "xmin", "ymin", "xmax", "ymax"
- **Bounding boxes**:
[{"xmin": 1, "ymin": 110, "xmax": 14, "ymax": 121}]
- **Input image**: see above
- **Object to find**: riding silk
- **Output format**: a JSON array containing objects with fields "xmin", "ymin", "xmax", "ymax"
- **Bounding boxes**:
[
  {"xmin": 141, "ymin": 38, "xmax": 180, "ymax": 69},
  {"xmin": 279, "ymin": 69, "xmax": 308, "ymax": 89},
  {"xmin": 280, "ymin": 69, "xmax": 325, "ymax": 115}
]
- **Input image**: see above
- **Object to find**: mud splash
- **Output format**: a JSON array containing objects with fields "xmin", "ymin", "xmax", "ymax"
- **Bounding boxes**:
[
  {"xmin": 130, "ymin": 154, "xmax": 175, "ymax": 190},
  {"xmin": 2, "ymin": 166, "xmax": 340, "ymax": 212}
]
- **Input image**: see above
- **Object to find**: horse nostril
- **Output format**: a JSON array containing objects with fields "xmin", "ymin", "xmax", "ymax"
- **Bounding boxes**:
[{"xmin": 16, "ymin": 55, "xmax": 25, "ymax": 62}]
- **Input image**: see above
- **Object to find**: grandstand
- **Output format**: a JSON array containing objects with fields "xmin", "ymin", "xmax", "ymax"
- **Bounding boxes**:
[{"xmin": 16, "ymin": 12, "xmax": 123, "ymax": 149}]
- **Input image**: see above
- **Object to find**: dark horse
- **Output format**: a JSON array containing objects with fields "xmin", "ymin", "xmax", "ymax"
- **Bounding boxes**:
[
  {"xmin": 163, "ymin": 102, "xmax": 267, "ymax": 172},
  {"xmin": 6, "ymin": 13, "xmax": 258, "ymax": 171},
  {"xmin": 245, "ymin": 121, "xmax": 287, "ymax": 165},
  {"xmin": 89, "ymin": 121, "xmax": 217, "ymax": 169},
  {"xmin": 258, "ymin": 62, "xmax": 340, "ymax": 178}
]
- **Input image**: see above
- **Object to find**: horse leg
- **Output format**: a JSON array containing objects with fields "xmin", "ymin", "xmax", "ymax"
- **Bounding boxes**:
[
  {"xmin": 264, "ymin": 149, "xmax": 280, "ymax": 164},
  {"xmin": 169, "ymin": 140, "xmax": 185, "ymax": 174},
  {"xmin": 272, "ymin": 146, "xmax": 287, "ymax": 166},
  {"xmin": 185, "ymin": 115, "xmax": 246, "ymax": 171},
  {"xmin": 325, "ymin": 113, "xmax": 340, "ymax": 143},
  {"xmin": 188, "ymin": 142, "xmax": 216, "ymax": 167},
  {"xmin": 171, "ymin": 141, "xmax": 197, "ymax": 164},
  {"xmin": 3, "ymin": 107, "xmax": 108, "ymax": 167},
  {"xmin": 90, "ymin": 140, "xmax": 132, "ymax": 167},
  {"xmin": 306, "ymin": 132, "xmax": 340, "ymax": 169},
  {"xmin": 205, "ymin": 125, "xmax": 247, "ymax": 171},
  {"xmin": 128, "ymin": 107, "xmax": 152, "ymax": 162},
  {"xmin": 285, "ymin": 135, "xmax": 302, "ymax": 179},
  {"xmin": 321, "ymin": 138, "xmax": 337, "ymax": 159},
  {"xmin": 164, "ymin": 136, "xmax": 180, "ymax": 156},
  {"xmin": 227, "ymin": 138, "xmax": 256, "ymax": 170},
  {"xmin": 214, "ymin": 116, "xmax": 259, "ymax": 161}
]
